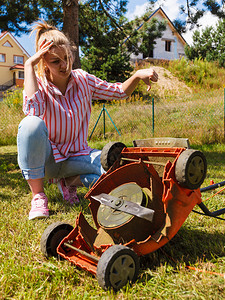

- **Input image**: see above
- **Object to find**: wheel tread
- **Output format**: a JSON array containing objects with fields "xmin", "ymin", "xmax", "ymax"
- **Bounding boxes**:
[
  {"xmin": 100, "ymin": 142, "xmax": 126, "ymax": 171},
  {"xmin": 40, "ymin": 222, "xmax": 73, "ymax": 257},
  {"xmin": 175, "ymin": 149, "xmax": 207, "ymax": 189},
  {"xmin": 97, "ymin": 245, "xmax": 139, "ymax": 291}
]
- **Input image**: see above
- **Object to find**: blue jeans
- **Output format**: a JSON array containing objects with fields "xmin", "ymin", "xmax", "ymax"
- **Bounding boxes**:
[{"xmin": 17, "ymin": 116, "xmax": 104, "ymax": 188}]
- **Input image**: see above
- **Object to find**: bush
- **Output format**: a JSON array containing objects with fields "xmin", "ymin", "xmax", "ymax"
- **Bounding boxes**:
[
  {"xmin": 168, "ymin": 57, "xmax": 225, "ymax": 90},
  {"xmin": 0, "ymin": 88, "xmax": 24, "ymax": 146},
  {"xmin": 3, "ymin": 88, "xmax": 23, "ymax": 110}
]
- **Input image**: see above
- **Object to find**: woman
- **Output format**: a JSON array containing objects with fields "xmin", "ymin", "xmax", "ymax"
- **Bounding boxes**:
[{"xmin": 17, "ymin": 21, "xmax": 158, "ymax": 220}]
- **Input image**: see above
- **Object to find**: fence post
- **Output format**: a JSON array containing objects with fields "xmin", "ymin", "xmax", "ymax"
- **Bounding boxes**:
[
  {"xmin": 224, "ymin": 88, "xmax": 225, "ymax": 141},
  {"xmin": 103, "ymin": 103, "xmax": 106, "ymax": 138},
  {"xmin": 152, "ymin": 97, "xmax": 155, "ymax": 137}
]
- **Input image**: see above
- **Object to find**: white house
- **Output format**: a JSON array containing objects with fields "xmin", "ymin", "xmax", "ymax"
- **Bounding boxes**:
[{"xmin": 126, "ymin": 7, "xmax": 187, "ymax": 62}]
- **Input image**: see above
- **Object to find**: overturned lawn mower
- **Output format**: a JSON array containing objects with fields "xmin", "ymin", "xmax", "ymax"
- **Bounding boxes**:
[{"xmin": 40, "ymin": 139, "xmax": 225, "ymax": 291}]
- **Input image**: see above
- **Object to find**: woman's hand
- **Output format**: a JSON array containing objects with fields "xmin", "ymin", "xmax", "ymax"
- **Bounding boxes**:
[
  {"xmin": 136, "ymin": 68, "xmax": 158, "ymax": 91},
  {"xmin": 25, "ymin": 39, "xmax": 53, "ymax": 68},
  {"xmin": 122, "ymin": 68, "xmax": 159, "ymax": 96}
]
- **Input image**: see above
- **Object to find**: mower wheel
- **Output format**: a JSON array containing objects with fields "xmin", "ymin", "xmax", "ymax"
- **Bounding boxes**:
[
  {"xmin": 175, "ymin": 149, "xmax": 207, "ymax": 190},
  {"xmin": 96, "ymin": 245, "xmax": 140, "ymax": 291},
  {"xmin": 40, "ymin": 222, "xmax": 73, "ymax": 258},
  {"xmin": 100, "ymin": 141, "xmax": 126, "ymax": 171}
]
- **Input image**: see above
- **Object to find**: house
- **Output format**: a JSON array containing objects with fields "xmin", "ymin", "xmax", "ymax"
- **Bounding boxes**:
[
  {"xmin": 0, "ymin": 31, "xmax": 30, "ymax": 90},
  {"xmin": 126, "ymin": 7, "xmax": 187, "ymax": 62}
]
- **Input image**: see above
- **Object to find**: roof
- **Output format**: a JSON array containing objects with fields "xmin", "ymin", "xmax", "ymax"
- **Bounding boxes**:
[
  {"xmin": 0, "ymin": 31, "xmax": 30, "ymax": 57},
  {"xmin": 123, "ymin": 7, "xmax": 187, "ymax": 46},
  {"xmin": 10, "ymin": 64, "xmax": 24, "ymax": 70},
  {"xmin": 0, "ymin": 31, "xmax": 7, "ymax": 39}
]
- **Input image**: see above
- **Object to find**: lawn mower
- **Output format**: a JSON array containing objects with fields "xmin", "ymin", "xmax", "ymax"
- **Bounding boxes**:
[{"xmin": 40, "ymin": 138, "xmax": 225, "ymax": 291}]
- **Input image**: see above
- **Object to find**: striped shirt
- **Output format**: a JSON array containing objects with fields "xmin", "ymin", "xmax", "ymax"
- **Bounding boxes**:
[{"xmin": 23, "ymin": 69, "xmax": 127, "ymax": 162}]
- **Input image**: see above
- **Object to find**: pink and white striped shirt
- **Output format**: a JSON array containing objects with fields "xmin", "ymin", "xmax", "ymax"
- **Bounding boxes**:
[{"xmin": 23, "ymin": 69, "xmax": 127, "ymax": 162}]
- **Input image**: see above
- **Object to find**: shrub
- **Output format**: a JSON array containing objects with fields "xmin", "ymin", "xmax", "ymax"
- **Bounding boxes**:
[
  {"xmin": 168, "ymin": 57, "xmax": 225, "ymax": 90},
  {"xmin": 0, "ymin": 88, "xmax": 24, "ymax": 145},
  {"xmin": 3, "ymin": 88, "xmax": 23, "ymax": 110}
]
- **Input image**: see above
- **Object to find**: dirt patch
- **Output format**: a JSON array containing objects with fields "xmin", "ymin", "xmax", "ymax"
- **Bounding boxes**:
[{"xmin": 150, "ymin": 66, "xmax": 192, "ymax": 98}]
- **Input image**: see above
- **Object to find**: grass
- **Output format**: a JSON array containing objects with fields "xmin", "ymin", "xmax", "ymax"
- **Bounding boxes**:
[{"xmin": 0, "ymin": 144, "xmax": 224, "ymax": 299}]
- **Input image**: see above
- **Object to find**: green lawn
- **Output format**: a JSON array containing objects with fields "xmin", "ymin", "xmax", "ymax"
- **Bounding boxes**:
[{"xmin": 0, "ymin": 144, "xmax": 224, "ymax": 299}]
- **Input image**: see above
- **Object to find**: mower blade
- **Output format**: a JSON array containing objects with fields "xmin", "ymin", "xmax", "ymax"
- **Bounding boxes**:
[{"xmin": 91, "ymin": 193, "xmax": 154, "ymax": 222}]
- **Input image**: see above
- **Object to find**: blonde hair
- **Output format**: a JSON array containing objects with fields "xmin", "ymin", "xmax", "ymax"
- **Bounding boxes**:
[{"xmin": 32, "ymin": 20, "xmax": 76, "ymax": 78}]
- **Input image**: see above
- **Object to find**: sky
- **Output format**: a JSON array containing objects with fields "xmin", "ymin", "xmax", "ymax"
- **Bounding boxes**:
[{"xmin": 16, "ymin": 0, "xmax": 220, "ymax": 56}]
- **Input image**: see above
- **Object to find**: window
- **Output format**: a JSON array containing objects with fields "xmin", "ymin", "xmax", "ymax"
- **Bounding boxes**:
[
  {"xmin": 165, "ymin": 40, "xmax": 171, "ymax": 52},
  {"xmin": 18, "ymin": 71, "xmax": 24, "ymax": 79},
  {"xmin": 14, "ymin": 55, "xmax": 24, "ymax": 64},
  {"xmin": 3, "ymin": 41, "xmax": 12, "ymax": 47},
  {"xmin": 0, "ymin": 53, "xmax": 6, "ymax": 62}
]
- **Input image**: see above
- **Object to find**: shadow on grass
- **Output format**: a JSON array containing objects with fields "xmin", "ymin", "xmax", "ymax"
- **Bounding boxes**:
[
  {"xmin": 0, "ymin": 151, "xmax": 18, "ymax": 171},
  {"xmin": 204, "ymin": 152, "xmax": 225, "ymax": 166},
  {"xmin": 0, "ymin": 152, "xmax": 30, "ymax": 197},
  {"xmin": 139, "ymin": 225, "xmax": 225, "ymax": 277},
  {"xmin": 193, "ymin": 146, "xmax": 225, "ymax": 166}
]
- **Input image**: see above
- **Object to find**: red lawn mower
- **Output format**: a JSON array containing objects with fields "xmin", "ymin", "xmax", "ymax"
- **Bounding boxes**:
[{"xmin": 40, "ymin": 138, "xmax": 225, "ymax": 291}]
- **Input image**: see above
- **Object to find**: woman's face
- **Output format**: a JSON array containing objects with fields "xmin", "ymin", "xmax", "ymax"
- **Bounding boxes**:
[{"xmin": 43, "ymin": 46, "xmax": 71, "ymax": 83}]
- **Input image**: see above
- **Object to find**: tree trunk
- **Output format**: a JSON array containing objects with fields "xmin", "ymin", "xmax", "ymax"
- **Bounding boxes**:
[{"xmin": 62, "ymin": 0, "xmax": 80, "ymax": 68}]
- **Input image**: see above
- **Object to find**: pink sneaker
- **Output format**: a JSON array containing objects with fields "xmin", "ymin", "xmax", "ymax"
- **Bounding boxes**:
[
  {"xmin": 57, "ymin": 179, "xmax": 79, "ymax": 205},
  {"xmin": 29, "ymin": 193, "xmax": 49, "ymax": 220}
]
